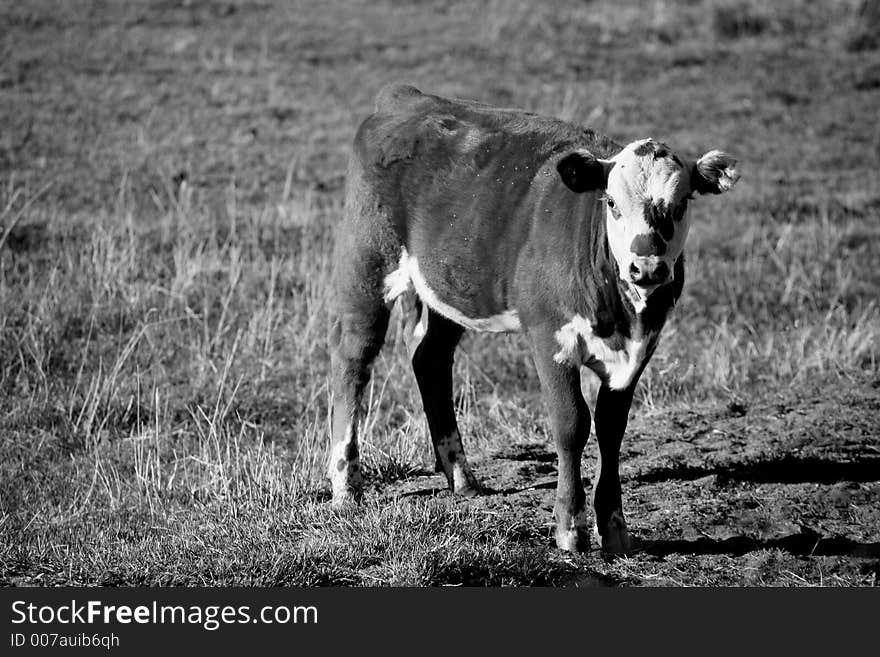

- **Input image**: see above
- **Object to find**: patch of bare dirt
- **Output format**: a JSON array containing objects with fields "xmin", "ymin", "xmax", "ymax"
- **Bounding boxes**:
[{"xmin": 384, "ymin": 379, "xmax": 880, "ymax": 572}]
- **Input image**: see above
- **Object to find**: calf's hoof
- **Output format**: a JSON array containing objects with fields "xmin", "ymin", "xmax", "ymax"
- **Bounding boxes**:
[
  {"xmin": 594, "ymin": 510, "xmax": 633, "ymax": 554},
  {"xmin": 330, "ymin": 488, "xmax": 362, "ymax": 507},
  {"xmin": 329, "ymin": 461, "xmax": 364, "ymax": 507},
  {"xmin": 450, "ymin": 463, "xmax": 482, "ymax": 497},
  {"xmin": 555, "ymin": 526, "xmax": 591, "ymax": 553},
  {"xmin": 554, "ymin": 509, "xmax": 591, "ymax": 553},
  {"xmin": 454, "ymin": 482, "xmax": 482, "ymax": 497}
]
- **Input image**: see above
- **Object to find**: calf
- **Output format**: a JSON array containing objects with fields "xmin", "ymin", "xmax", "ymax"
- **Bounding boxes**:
[{"xmin": 328, "ymin": 83, "xmax": 739, "ymax": 553}]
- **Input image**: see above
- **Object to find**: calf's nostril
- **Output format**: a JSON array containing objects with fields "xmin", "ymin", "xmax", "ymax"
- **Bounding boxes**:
[{"xmin": 629, "ymin": 263, "xmax": 641, "ymax": 280}]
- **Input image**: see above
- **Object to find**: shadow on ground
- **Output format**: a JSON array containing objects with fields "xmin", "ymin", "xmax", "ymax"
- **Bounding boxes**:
[
  {"xmin": 637, "ymin": 532, "xmax": 880, "ymax": 558},
  {"xmin": 632, "ymin": 455, "xmax": 880, "ymax": 485}
]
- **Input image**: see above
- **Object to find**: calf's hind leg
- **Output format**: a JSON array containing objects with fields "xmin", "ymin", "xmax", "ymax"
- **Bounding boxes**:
[
  {"xmin": 327, "ymin": 267, "xmax": 390, "ymax": 506},
  {"xmin": 411, "ymin": 308, "xmax": 481, "ymax": 496}
]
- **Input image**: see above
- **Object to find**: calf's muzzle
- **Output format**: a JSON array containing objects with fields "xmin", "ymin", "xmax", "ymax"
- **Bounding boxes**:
[{"xmin": 628, "ymin": 258, "xmax": 671, "ymax": 287}]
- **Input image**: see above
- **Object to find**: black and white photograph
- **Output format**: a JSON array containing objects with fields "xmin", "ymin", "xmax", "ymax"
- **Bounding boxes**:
[{"xmin": 2, "ymin": 0, "xmax": 879, "ymax": 594}]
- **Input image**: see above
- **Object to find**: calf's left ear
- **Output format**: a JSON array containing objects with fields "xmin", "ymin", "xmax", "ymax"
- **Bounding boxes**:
[
  {"xmin": 691, "ymin": 150, "xmax": 740, "ymax": 195},
  {"xmin": 557, "ymin": 152, "xmax": 614, "ymax": 193}
]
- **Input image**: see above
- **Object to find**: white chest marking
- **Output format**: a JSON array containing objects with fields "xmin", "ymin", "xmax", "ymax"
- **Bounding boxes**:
[
  {"xmin": 383, "ymin": 248, "xmax": 521, "ymax": 333},
  {"xmin": 553, "ymin": 314, "xmax": 649, "ymax": 390}
]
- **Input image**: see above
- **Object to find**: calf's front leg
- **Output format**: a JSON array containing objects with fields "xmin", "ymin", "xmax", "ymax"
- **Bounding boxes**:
[
  {"xmin": 530, "ymin": 328, "xmax": 592, "ymax": 553},
  {"xmin": 592, "ymin": 384, "xmax": 635, "ymax": 553}
]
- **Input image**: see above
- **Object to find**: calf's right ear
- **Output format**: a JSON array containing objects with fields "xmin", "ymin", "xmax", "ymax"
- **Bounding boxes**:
[{"xmin": 557, "ymin": 152, "xmax": 614, "ymax": 193}]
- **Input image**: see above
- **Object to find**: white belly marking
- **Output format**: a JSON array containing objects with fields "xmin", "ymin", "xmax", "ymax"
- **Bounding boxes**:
[{"xmin": 383, "ymin": 248, "xmax": 521, "ymax": 333}]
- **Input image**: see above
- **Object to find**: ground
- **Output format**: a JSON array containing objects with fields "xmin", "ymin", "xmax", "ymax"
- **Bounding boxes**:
[{"xmin": 1, "ymin": 0, "xmax": 878, "ymax": 586}]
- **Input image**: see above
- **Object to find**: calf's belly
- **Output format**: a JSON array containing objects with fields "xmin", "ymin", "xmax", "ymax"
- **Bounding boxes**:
[{"xmin": 383, "ymin": 247, "xmax": 521, "ymax": 333}]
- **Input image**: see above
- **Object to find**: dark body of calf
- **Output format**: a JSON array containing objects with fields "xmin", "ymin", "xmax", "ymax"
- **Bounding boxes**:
[{"xmin": 329, "ymin": 82, "xmax": 688, "ymax": 553}]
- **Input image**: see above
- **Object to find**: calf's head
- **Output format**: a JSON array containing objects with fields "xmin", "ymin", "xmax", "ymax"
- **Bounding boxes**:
[{"xmin": 557, "ymin": 138, "xmax": 740, "ymax": 303}]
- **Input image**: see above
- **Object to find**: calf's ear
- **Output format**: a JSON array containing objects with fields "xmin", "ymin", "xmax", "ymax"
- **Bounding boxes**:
[
  {"xmin": 691, "ymin": 150, "xmax": 740, "ymax": 195},
  {"xmin": 557, "ymin": 152, "xmax": 614, "ymax": 193}
]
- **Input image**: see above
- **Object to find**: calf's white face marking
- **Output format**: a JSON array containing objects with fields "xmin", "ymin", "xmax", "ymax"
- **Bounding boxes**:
[
  {"xmin": 599, "ymin": 140, "xmax": 740, "ymax": 307},
  {"xmin": 553, "ymin": 314, "xmax": 652, "ymax": 390},
  {"xmin": 603, "ymin": 139, "xmax": 692, "ymax": 305},
  {"xmin": 383, "ymin": 248, "xmax": 521, "ymax": 333}
]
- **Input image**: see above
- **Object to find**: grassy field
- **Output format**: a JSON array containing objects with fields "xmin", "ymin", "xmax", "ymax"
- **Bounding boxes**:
[{"xmin": 1, "ymin": 0, "xmax": 879, "ymax": 586}]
